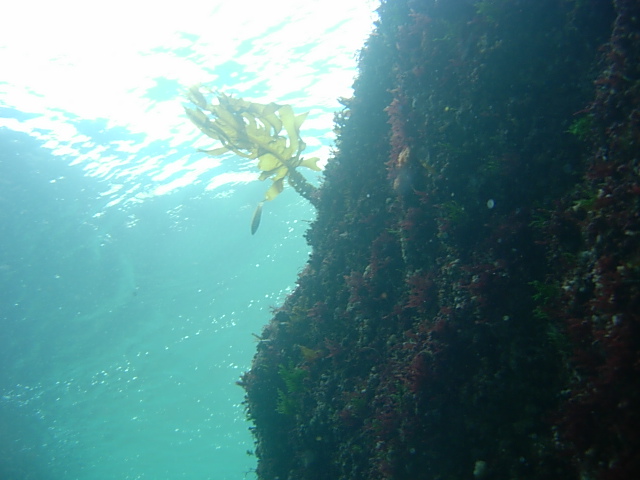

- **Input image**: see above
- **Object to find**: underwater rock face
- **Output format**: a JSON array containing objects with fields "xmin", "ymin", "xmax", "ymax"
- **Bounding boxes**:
[{"xmin": 241, "ymin": 1, "xmax": 640, "ymax": 479}]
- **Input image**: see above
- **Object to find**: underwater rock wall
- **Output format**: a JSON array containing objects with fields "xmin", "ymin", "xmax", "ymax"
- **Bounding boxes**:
[{"xmin": 241, "ymin": 1, "xmax": 639, "ymax": 479}]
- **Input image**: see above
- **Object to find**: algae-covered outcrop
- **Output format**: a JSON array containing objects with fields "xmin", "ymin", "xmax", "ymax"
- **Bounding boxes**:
[{"xmin": 240, "ymin": 1, "xmax": 640, "ymax": 479}]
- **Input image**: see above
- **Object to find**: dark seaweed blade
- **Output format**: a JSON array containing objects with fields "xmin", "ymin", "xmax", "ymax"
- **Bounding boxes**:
[{"xmin": 251, "ymin": 201, "xmax": 264, "ymax": 235}]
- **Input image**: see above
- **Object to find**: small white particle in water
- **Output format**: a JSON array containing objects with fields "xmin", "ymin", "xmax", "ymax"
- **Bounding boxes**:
[
  {"xmin": 473, "ymin": 460, "xmax": 488, "ymax": 479},
  {"xmin": 486, "ymin": 199, "xmax": 495, "ymax": 209}
]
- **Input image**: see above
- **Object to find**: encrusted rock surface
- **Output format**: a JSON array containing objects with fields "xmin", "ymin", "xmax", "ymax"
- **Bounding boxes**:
[{"xmin": 241, "ymin": 1, "xmax": 640, "ymax": 479}]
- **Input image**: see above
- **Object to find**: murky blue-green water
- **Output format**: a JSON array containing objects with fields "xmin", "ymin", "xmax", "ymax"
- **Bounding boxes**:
[
  {"xmin": 0, "ymin": 1, "xmax": 377, "ymax": 477},
  {"xmin": 1, "ymin": 129, "xmax": 313, "ymax": 479}
]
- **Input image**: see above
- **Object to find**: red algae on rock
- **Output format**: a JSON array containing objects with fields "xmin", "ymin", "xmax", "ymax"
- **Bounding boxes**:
[{"xmin": 240, "ymin": 1, "xmax": 639, "ymax": 479}]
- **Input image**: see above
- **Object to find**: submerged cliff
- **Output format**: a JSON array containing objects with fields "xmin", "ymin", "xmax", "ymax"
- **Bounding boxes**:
[{"xmin": 241, "ymin": 1, "xmax": 640, "ymax": 479}]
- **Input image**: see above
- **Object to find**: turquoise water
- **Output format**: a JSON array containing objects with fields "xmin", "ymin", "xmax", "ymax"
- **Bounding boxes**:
[
  {"xmin": 0, "ymin": 3, "xmax": 378, "ymax": 476},
  {"xmin": 0, "ymin": 129, "xmax": 313, "ymax": 479}
]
